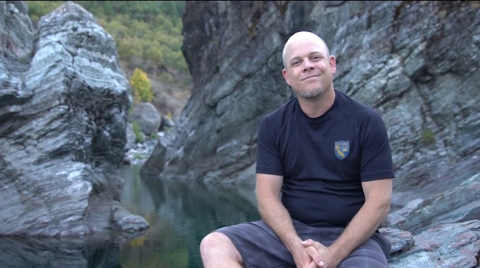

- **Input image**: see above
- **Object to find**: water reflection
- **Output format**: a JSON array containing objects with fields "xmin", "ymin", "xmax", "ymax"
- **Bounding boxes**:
[
  {"xmin": 119, "ymin": 165, "xmax": 260, "ymax": 268},
  {"xmin": 0, "ymin": 165, "xmax": 260, "ymax": 268},
  {"xmin": 0, "ymin": 231, "xmax": 143, "ymax": 268}
]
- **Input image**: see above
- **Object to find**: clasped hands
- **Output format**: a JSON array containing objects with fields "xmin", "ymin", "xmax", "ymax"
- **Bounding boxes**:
[{"xmin": 295, "ymin": 239, "xmax": 339, "ymax": 268}]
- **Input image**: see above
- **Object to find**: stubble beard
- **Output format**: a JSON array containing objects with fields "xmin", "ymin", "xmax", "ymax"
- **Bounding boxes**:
[{"xmin": 298, "ymin": 86, "xmax": 326, "ymax": 99}]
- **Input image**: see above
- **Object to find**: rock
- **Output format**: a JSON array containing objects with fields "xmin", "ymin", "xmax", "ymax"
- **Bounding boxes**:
[
  {"xmin": 113, "ymin": 206, "xmax": 150, "ymax": 233},
  {"xmin": 0, "ymin": 1, "xmax": 148, "ymax": 236},
  {"xmin": 387, "ymin": 220, "xmax": 480, "ymax": 267},
  {"xmin": 128, "ymin": 102, "xmax": 161, "ymax": 137},
  {"xmin": 159, "ymin": 114, "xmax": 174, "ymax": 131},
  {"xmin": 386, "ymin": 173, "xmax": 480, "ymax": 233},
  {"xmin": 380, "ymin": 227, "xmax": 415, "ymax": 254},
  {"xmin": 142, "ymin": 1, "xmax": 480, "ymax": 187},
  {"xmin": 125, "ymin": 122, "xmax": 136, "ymax": 151}
]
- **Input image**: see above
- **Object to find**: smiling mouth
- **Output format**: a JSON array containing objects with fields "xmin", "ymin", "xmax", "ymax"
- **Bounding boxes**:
[{"xmin": 302, "ymin": 75, "xmax": 319, "ymax": 81}]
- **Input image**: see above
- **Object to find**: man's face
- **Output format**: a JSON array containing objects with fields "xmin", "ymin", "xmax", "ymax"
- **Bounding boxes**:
[{"xmin": 282, "ymin": 36, "xmax": 336, "ymax": 99}]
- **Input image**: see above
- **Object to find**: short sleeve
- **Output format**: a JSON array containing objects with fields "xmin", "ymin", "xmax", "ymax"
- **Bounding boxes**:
[
  {"xmin": 359, "ymin": 111, "xmax": 395, "ymax": 181},
  {"xmin": 255, "ymin": 116, "xmax": 284, "ymax": 175}
]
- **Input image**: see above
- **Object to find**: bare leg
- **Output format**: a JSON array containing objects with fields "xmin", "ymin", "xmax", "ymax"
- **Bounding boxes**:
[{"xmin": 200, "ymin": 231, "xmax": 245, "ymax": 268}]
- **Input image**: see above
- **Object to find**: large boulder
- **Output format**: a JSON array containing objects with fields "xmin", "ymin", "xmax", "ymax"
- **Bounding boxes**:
[
  {"xmin": 0, "ymin": 1, "xmax": 148, "ymax": 236},
  {"xmin": 128, "ymin": 101, "xmax": 162, "ymax": 137}
]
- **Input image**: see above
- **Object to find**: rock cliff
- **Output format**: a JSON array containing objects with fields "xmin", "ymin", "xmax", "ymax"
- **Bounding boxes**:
[
  {"xmin": 142, "ymin": 1, "xmax": 480, "ymax": 265},
  {"xmin": 0, "ymin": 1, "xmax": 148, "ymax": 236}
]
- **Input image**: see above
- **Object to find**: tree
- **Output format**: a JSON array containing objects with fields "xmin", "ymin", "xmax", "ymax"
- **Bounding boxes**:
[
  {"xmin": 26, "ymin": 1, "xmax": 190, "ymax": 84},
  {"xmin": 130, "ymin": 68, "xmax": 153, "ymax": 103}
]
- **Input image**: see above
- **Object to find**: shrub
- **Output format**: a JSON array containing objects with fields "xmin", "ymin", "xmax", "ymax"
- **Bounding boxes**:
[
  {"xmin": 129, "ymin": 68, "xmax": 153, "ymax": 102},
  {"xmin": 421, "ymin": 129, "xmax": 436, "ymax": 145},
  {"xmin": 132, "ymin": 121, "xmax": 144, "ymax": 143},
  {"xmin": 150, "ymin": 132, "xmax": 159, "ymax": 139}
]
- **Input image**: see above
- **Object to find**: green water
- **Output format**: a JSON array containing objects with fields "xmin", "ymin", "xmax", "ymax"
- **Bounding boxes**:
[
  {"xmin": 118, "ymin": 165, "xmax": 260, "ymax": 268},
  {"xmin": 0, "ymin": 165, "xmax": 260, "ymax": 268}
]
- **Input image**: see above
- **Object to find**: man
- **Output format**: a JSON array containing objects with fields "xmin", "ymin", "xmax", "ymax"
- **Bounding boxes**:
[{"xmin": 200, "ymin": 31, "xmax": 394, "ymax": 268}]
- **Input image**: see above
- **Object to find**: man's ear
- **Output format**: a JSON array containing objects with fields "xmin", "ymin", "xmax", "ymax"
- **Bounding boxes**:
[
  {"xmin": 282, "ymin": 69, "xmax": 291, "ymax": 86},
  {"xmin": 330, "ymin": 56, "xmax": 337, "ymax": 74}
]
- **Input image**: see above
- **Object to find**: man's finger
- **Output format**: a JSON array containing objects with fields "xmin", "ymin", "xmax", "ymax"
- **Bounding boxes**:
[
  {"xmin": 302, "ymin": 239, "xmax": 315, "ymax": 246},
  {"xmin": 304, "ymin": 246, "xmax": 324, "ymax": 267}
]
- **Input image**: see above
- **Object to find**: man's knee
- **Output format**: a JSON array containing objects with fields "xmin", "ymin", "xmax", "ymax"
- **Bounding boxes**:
[
  {"xmin": 200, "ymin": 232, "xmax": 236, "ymax": 255},
  {"xmin": 200, "ymin": 231, "xmax": 243, "ymax": 266},
  {"xmin": 200, "ymin": 232, "xmax": 223, "ymax": 254}
]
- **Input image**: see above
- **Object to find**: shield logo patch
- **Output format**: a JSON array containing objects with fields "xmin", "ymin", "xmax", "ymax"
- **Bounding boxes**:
[{"xmin": 334, "ymin": 140, "xmax": 349, "ymax": 160}]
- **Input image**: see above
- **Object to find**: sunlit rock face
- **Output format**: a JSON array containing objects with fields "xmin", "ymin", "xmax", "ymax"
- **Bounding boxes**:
[
  {"xmin": 142, "ymin": 1, "xmax": 480, "ymax": 265},
  {"xmin": 0, "ymin": 1, "xmax": 148, "ymax": 236}
]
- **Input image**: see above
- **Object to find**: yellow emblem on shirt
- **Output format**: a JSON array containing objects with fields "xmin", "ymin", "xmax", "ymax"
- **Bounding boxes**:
[{"xmin": 334, "ymin": 141, "xmax": 349, "ymax": 160}]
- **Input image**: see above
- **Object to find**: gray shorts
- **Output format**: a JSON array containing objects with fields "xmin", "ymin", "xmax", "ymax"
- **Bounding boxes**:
[{"xmin": 216, "ymin": 219, "xmax": 390, "ymax": 268}]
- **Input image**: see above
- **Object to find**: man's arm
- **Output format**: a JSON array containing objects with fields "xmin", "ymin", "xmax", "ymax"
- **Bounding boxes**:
[
  {"xmin": 303, "ymin": 178, "xmax": 392, "ymax": 267},
  {"xmin": 256, "ymin": 173, "xmax": 314, "ymax": 267}
]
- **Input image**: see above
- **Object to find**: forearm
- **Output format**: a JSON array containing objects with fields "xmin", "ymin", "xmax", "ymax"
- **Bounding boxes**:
[
  {"xmin": 329, "ymin": 200, "xmax": 390, "ymax": 261},
  {"xmin": 258, "ymin": 197, "xmax": 302, "ymax": 252},
  {"xmin": 256, "ymin": 173, "xmax": 303, "ymax": 253}
]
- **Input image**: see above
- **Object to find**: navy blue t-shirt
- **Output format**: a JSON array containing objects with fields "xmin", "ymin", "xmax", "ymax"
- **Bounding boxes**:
[{"xmin": 256, "ymin": 90, "xmax": 395, "ymax": 228}]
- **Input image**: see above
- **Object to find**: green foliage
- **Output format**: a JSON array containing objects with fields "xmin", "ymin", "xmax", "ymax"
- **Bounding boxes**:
[
  {"xmin": 130, "ymin": 68, "xmax": 153, "ymax": 102},
  {"xmin": 26, "ymin": 1, "xmax": 64, "ymax": 21},
  {"xmin": 159, "ymin": 72, "xmax": 174, "ymax": 83},
  {"xmin": 26, "ymin": 1, "xmax": 188, "ymax": 78},
  {"xmin": 149, "ymin": 132, "xmax": 159, "ymax": 139},
  {"xmin": 133, "ymin": 152, "xmax": 148, "ymax": 160},
  {"xmin": 132, "ymin": 121, "xmax": 144, "ymax": 144},
  {"xmin": 421, "ymin": 129, "xmax": 436, "ymax": 145}
]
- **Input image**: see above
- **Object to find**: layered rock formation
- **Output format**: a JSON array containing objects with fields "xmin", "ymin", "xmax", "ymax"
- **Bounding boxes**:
[
  {"xmin": 142, "ymin": 1, "xmax": 480, "ymax": 266},
  {"xmin": 0, "ymin": 1, "xmax": 148, "ymax": 236}
]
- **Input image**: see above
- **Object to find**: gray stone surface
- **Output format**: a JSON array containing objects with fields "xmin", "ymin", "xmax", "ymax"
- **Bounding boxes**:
[
  {"xmin": 387, "ymin": 220, "xmax": 480, "ymax": 267},
  {"xmin": 128, "ymin": 101, "xmax": 161, "ymax": 136},
  {"xmin": 0, "ymin": 1, "xmax": 148, "ymax": 236},
  {"xmin": 143, "ymin": 1, "xmax": 480, "ymax": 187}
]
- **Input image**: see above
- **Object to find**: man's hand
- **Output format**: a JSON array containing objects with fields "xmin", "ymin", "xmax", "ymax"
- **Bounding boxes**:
[
  {"xmin": 302, "ymin": 239, "xmax": 341, "ymax": 268},
  {"xmin": 289, "ymin": 242, "xmax": 323, "ymax": 268}
]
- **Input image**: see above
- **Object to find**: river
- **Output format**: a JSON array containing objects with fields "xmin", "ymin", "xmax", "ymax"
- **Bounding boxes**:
[{"xmin": 0, "ymin": 165, "xmax": 260, "ymax": 268}]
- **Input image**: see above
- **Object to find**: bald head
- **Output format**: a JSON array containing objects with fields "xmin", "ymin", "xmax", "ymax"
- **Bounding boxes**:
[{"xmin": 282, "ymin": 31, "xmax": 330, "ymax": 68}]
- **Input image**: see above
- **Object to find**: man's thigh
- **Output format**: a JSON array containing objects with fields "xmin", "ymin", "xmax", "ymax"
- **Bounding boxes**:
[
  {"xmin": 338, "ymin": 238, "xmax": 389, "ymax": 268},
  {"xmin": 216, "ymin": 220, "xmax": 389, "ymax": 268},
  {"xmin": 216, "ymin": 221, "xmax": 295, "ymax": 267}
]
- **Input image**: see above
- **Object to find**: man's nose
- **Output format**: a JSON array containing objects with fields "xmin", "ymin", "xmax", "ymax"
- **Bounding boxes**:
[{"xmin": 302, "ymin": 59, "xmax": 314, "ymax": 71}]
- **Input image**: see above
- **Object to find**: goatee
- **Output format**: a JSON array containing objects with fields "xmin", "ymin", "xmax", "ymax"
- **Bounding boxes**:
[{"xmin": 298, "ymin": 87, "xmax": 325, "ymax": 99}]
